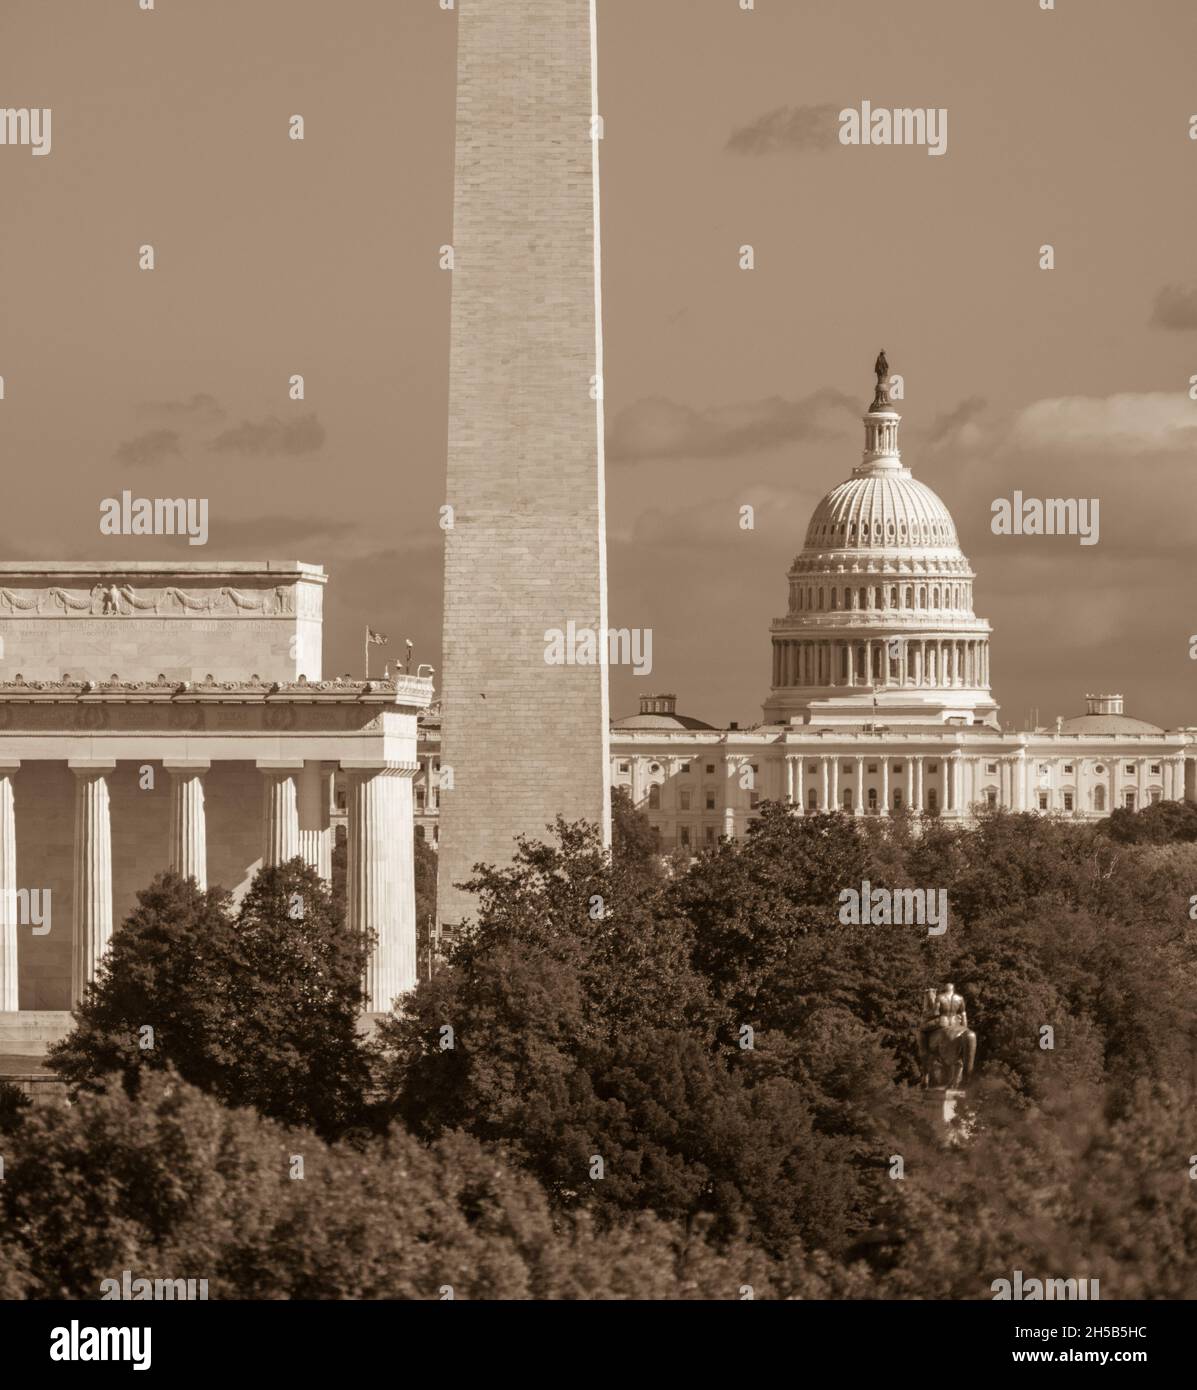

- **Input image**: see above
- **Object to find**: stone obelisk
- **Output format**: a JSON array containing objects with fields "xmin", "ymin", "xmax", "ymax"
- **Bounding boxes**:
[{"xmin": 437, "ymin": 0, "xmax": 611, "ymax": 927}]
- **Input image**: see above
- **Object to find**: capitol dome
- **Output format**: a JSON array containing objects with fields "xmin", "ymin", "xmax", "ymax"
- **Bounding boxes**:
[
  {"xmin": 763, "ymin": 353, "xmax": 999, "ymax": 730},
  {"xmin": 804, "ymin": 473, "xmax": 959, "ymax": 553}
]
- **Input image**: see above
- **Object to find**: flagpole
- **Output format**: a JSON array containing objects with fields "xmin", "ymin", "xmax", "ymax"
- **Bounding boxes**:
[{"xmin": 364, "ymin": 625, "xmax": 369, "ymax": 680}]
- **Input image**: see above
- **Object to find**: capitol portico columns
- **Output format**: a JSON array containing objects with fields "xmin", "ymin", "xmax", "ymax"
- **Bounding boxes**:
[
  {"xmin": 70, "ymin": 760, "xmax": 115, "ymax": 1008},
  {"xmin": 344, "ymin": 761, "xmax": 418, "ymax": 1012},
  {"xmin": 0, "ymin": 763, "xmax": 18, "ymax": 1012},
  {"xmin": 165, "ymin": 760, "xmax": 208, "ymax": 890},
  {"xmin": 880, "ymin": 758, "xmax": 890, "ymax": 816},
  {"xmin": 259, "ymin": 762, "xmax": 302, "ymax": 867}
]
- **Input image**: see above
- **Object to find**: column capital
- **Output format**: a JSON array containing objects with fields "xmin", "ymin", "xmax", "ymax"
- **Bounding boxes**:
[
  {"xmin": 69, "ymin": 759, "xmax": 117, "ymax": 775},
  {"xmin": 256, "ymin": 759, "xmax": 305, "ymax": 772},
  {"xmin": 163, "ymin": 759, "xmax": 211, "ymax": 773},
  {"xmin": 0, "ymin": 760, "xmax": 19, "ymax": 772}
]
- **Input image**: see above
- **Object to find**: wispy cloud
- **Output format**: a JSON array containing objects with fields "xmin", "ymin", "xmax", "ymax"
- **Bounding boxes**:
[
  {"xmin": 726, "ymin": 104, "xmax": 841, "ymax": 155},
  {"xmin": 925, "ymin": 396, "xmax": 987, "ymax": 451},
  {"xmin": 1009, "ymin": 392, "xmax": 1197, "ymax": 453},
  {"xmin": 113, "ymin": 428, "xmax": 183, "ymax": 468},
  {"xmin": 609, "ymin": 388, "xmax": 856, "ymax": 463},
  {"xmin": 207, "ymin": 413, "xmax": 326, "ymax": 457}
]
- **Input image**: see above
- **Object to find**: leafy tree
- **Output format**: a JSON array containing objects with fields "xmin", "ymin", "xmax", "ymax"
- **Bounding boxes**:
[
  {"xmin": 49, "ymin": 863, "xmax": 371, "ymax": 1139},
  {"xmin": 1104, "ymin": 798, "xmax": 1197, "ymax": 845},
  {"xmin": 0, "ymin": 1070, "xmax": 838, "ymax": 1300}
]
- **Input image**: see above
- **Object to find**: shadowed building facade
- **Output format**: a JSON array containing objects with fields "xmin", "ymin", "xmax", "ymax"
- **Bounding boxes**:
[{"xmin": 437, "ymin": 0, "xmax": 611, "ymax": 927}]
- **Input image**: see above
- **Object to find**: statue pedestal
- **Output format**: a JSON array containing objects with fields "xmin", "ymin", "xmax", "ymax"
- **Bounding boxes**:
[{"xmin": 924, "ymin": 1087, "xmax": 970, "ymax": 1146}]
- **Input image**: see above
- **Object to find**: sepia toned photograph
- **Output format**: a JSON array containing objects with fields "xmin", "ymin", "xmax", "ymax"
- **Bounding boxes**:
[{"xmin": 1, "ymin": 0, "xmax": 1194, "ymax": 1367}]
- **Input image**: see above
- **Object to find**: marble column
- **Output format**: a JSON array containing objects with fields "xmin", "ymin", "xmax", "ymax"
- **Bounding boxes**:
[
  {"xmin": 345, "ymin": 761, "xmax": 417, "ymax": 1012},
  {"xmin": 298, "ymin": 761, "xmax": 334, "ymax": 881},
  {"xmin": 820, "ymin": 756, "xmax": 829, "ymax": 811},
  {"xmin": 795, "ymin": 757, "xmax": 806, "ymax": 812},
  {"xmin": 0, "ymin": 762, "xmax": 18, "ymax": 1012},
  {"xmin": 259, "ymin": 762, "xmax": 302, "ymax": 867},
  {"xmin": 165, "ymin": 760, "xmax": 208, "ymax": 890},
  {"xmin": 913, "ymin": 755, "xmax": 924, "ymax": 813},
  {"xmin": 880, "ymin": 758, "xmax": 890, "ymax": 816},
  {"xmin": 785, "ymin": 754, "xmax": 796, "ymax": 804},
  {"xmin": 70, "ymin": 761, "xmax": 115, "ymax": 1009},
  {"xmin": 854, "ymin": 756, "xmax": 865, "ymax": 815},
  {"xmin": 830, "ymin": 758, "xmax": 840, "ymax": 811}
]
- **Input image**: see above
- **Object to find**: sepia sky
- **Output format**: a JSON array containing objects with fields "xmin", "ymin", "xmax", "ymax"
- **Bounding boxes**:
[{"xmin": 2, "ymin": 0, "xmax": 1196, "ymax": 729}]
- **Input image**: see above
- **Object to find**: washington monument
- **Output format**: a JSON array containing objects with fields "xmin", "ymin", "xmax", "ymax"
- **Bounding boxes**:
[{"xmin": 437, "ymin": 0, "xmax": 612, "ymax": 927}]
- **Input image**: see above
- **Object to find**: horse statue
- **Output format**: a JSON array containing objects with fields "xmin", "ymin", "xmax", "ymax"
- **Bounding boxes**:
[{"xmin": 916, "ymin": 983, "xmax": 977, "ymax": 1089}]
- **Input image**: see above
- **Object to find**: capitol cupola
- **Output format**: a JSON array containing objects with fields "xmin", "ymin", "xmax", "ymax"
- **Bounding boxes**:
[{"xmin": 763, "ymin": 353, "xmax": 1000, "ymax": 729}]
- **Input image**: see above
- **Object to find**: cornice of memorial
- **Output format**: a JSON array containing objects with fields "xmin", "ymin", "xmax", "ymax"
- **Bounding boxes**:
[{"xmin": 0, "ymin": 673, "xmax": 434, "ymax": 707}]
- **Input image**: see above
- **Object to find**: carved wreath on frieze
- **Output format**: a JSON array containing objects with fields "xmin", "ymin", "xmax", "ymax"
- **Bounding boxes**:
[{"xmin": 0, "ymin": 584, "xmax": 295, "ymax": 617}]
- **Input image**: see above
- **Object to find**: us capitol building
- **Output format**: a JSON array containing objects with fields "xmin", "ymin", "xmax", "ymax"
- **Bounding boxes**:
[{"xmin": 416, "ymin": 356, "xmax": 1195, "ymax": 853}]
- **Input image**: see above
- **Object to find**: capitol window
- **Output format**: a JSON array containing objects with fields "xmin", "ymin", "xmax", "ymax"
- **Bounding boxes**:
[
  {"xmin": 1150, "ymin": 764, "xmax": 1161, "ymax": 775},
  {"xmin": 986, "ymin": 762, "xmax": 997, "ymax": 774},
  {"xmin": 679, "ymin": 790, "xmax": 691, "ymax": 811},
  {"xmin": 617, "ymin": 761, "xmax": 629, "ymax": 774},
  {"xmin": 1124, "ymin": 763, "xmax": 1134, "ymax": 775},
  {"xmin": 1038, "ymin": 792, "xmax": 1049, "ymax": 811},
  {"xmin": 986, "ymin": 789, "xmax": 998, "ymax": 807},
  {"xmin": 705, "ymin": 792, "xmax": 715, "ymax": 810},
  {"xmin": 928, "ymin": 763, "xmax": 938, "ymax": 773},
  {"xmin": 1063, "ymin": 763, "xmax": 1073, "ymax": 774},
  {"xmin": 680, "ymin": 761, "xmax": 690, "ymax": 773},
  {"xmin": 1124, "ymin": 791, "xmax": 1136, "ymax": 810},
  {"xmin": 648, "ymin": 785, "xmax": 661, "ymax": 810},
  {"xmin": 1063, "ymin": 792, "xmax": 1074, "ymax": 811}
]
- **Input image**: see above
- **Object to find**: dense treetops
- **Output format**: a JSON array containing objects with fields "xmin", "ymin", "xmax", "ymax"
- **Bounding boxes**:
[{"xmin": 1, "ymin": 793, "xmax": 1193, "ymax": 1298}]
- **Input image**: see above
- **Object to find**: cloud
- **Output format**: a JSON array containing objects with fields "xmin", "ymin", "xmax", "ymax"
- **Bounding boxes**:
[
  {"xmin": 924, "ymin": 395, "xmax": 987, "ymax": 451},
  {"xmin": 608, "ymin": 388, "xmax": 856, "ymax": 462},
  {"xmin": 1009, "ymin": 392, "xmax": 1197, "ymax": 453},
  {"xmin": 1150, "ymin": 285, "xmax": 1197, "ymax": 331},
  {"xmin": 112, "ymin": 428, "xmax": 183, "ymax": 468},
  {"xmin": 136, "ymin": 393, "xmax": 224, "ymax": 425},
  {"xmin": 207, "ymin": 413, "xmax": 326, "ymax": 457},
  {"xmin": 726, "ymin": 104, "xmax": 841, "ymax": 155}
]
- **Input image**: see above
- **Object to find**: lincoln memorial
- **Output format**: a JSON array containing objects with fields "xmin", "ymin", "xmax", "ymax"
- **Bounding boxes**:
[{"xmin": 0, "ymin": 561, "xmax": 432, "ymax": 1059}]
